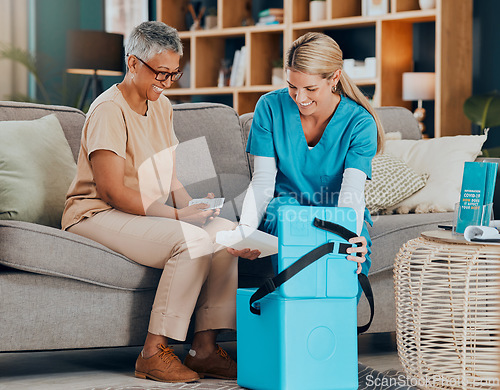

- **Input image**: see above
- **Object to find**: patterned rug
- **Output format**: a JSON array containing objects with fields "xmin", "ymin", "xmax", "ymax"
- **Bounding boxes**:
[
  {"xmin": 358, "ymin": 364, "xmax": 419, "ymax": 390},
  {"xmin": 84, "ymin": 363, "xmax": 419, "ymax": 390}
]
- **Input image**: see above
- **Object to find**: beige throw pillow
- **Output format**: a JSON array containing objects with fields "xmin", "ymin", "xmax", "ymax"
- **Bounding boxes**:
[
  {"xmin": 0, "ymin": 114, "xmax": 77, "ymax": 228},
  {"xmin": 384, "ymin": 131, "xmax": 403, "ymax": 141},
  {"xmin": 365, "ymin": 154, "xmax": 428, "ymax": 214},
  {"xmin": 383, "ymin": 135, "xmax": 487, "ymax": 213}
]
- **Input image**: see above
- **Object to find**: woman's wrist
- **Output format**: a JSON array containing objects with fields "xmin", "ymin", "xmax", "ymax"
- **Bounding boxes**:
[{"xmin": 146, "ymin": 200, "xmax": 179, "ymax": 220}]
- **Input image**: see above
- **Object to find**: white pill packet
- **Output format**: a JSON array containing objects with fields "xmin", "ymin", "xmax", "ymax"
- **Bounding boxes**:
[{"xmin": 188, "ymin": 197, "xmax": 225, "ymax": 210}]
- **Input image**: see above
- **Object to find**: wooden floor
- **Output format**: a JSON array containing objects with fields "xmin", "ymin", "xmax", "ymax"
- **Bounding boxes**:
[{"xmin": 0, "ymin": 334, "xmax": 401, "ymax": 390}]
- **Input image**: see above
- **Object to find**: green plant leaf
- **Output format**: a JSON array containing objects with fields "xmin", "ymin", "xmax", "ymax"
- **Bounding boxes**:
[
  {"xmin": 463, "ymin": 91, "xmax": 500, "ymax": 130},
  {"xmin": 271, "ymin": 58, "xmax": 283, "ymax": 68},
  {"xmin": 0, "ymin": 44, "xmax": 36, "ymax": 73},
  {"xmin": 0, "ymin": 43, "xmax": 51, "ymax": 104}
]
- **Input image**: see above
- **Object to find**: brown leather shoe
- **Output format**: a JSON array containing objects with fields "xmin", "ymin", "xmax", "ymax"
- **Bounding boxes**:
[
  {"xmin": 184, "ymin": 344, "xmax": 237, "ymax": 380},
  {"xmin": 135, "ymin": 344, "xmax": 200, "ymax": 383}
]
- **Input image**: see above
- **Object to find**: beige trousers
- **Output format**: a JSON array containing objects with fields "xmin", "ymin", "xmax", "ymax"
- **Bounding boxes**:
[{"xmin": 68, "ymin": 209, "xmax": 238, "ymax": 341}]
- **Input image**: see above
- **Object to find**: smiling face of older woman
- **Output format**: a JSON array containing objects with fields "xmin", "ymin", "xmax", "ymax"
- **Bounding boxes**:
[
  {"xmin": 129, "ymin": 50, "xmax": 181, "ymax": 102},
  {"xmin": 121, "ymin": 21, "xmax": 183, "ymax": 112}
]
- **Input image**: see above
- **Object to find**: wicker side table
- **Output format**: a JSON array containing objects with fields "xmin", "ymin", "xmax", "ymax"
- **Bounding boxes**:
[{"xmin": 394, "ymin": 231, "xmax": 500, "ymax": 390}]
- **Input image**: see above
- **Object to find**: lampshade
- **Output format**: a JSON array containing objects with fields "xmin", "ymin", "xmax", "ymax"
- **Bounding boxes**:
[
  {"xmin": 66, "ymin": 30, "xmax": 124, "ymax": 76},
  {"xmin": 402, "ymin": 72, "xmax": 436, "ymax": 101}
]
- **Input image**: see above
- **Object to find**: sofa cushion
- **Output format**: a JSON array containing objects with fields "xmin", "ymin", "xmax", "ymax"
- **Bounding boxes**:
[
  {"xmin": 384, "ymin": 135, "xmax": 487, "ymax": 213},
  {"xmin": 0, "ymin": 269, "xmax": 155, "ymax": 351},
  {"xmin": 367, "ymin": 212, "xmax": 454, "ymax": 275},
  {"xmin": 365, "ymin": 153, "xmax": 428, "ymax": 214},
  {"xmin": 0, "ymin": 115, "xmax": 77, "ymax": 228},
  {"xmin": 0, "ymin": 220, "xmax": 161, "ymax": 291},
  {"xmin": 173, "ymin": 103, "xmax": 251, "ymax": 221},
  {"xmin": 375, "ymin": 107, "xmax": 421, "ymax": 140},
  {"xmin": 0, "ymin": 101, "xmax": 85, "ymax": 161}
]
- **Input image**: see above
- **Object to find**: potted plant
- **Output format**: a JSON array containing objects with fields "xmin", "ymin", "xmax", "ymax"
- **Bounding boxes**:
[
  {"xmin": 464, "ymin": 91, "xmax": 500, "ymax": 156},
  {"xmin": 0, "ymin": 43, "xmax": 50, "ymax": 103}
]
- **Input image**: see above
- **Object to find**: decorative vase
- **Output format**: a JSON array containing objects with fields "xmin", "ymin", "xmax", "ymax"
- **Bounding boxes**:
[
  {"xmin": 419, "ymin": 0, "xmax": 436, "ymax": 10},
  {"xmin": 309, "ymin": 1, "xmax": 327, "ymax": 22},
  {"xmin": 204, "ymin": 15, "xmax": 217, "ymax": 30},
  {"xmin": 272, "ymin": 67, "xmax": 285, "ymax": 86}
]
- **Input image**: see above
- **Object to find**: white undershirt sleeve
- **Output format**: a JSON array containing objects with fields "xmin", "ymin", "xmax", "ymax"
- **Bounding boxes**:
[
  {"xmin": 239, "ymin": 156, "xmax": 277, "ymax": 229},
  {"xmin": 338, "ymin": 168, "xmax": 367, "ymax": 235}
]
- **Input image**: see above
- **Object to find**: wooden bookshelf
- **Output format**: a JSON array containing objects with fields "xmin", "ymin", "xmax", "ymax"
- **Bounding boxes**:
[{"xmin": 157, "ymin": 0, "xmax": 472, "ymax": 137}]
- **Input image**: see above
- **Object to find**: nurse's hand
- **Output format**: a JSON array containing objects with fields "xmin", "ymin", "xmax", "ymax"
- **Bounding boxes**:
[
  {"xmin": 227, "ymin": 247, "xmax": 261, "ymax": 260},
  {"xmin": 346, "ymin": 236, "xmax": 368, "ymax": 274}
]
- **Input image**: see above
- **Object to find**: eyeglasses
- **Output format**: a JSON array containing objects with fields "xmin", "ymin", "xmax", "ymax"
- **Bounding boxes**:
[{"xmin": 134, "ymin": 56, "xmax": 183, "ymax": 82}]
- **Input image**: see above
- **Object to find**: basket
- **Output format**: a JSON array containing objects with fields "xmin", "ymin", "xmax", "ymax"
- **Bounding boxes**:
[{"xmin": 394, "ymin": 236, "xmax": 500, "ymax": 389}]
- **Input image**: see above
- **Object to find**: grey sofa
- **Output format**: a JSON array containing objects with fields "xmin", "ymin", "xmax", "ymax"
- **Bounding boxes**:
[{"xmin": 0, "ymin": 100, "xmax": 452, "ymax": 352}]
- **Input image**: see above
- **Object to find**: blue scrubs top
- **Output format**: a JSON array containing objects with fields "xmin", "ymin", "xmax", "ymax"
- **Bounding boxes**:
[
  {"xmin": 246, "ymin": 88, "xmax": 378, "ymax": 209},
  {"xmin": 246, "ymin": 88, "xmax": 378, "ymax": 284}
]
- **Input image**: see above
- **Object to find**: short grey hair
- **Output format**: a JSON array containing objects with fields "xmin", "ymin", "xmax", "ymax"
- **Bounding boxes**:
[{"xmin": 125, "ymin": 21, "xmax": 183, "ymax": 62}]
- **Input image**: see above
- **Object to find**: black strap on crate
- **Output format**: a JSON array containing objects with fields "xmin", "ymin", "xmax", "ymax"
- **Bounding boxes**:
[{"xmin": 249, "ymin": 217, "xmax": 375, "ymax": 335}]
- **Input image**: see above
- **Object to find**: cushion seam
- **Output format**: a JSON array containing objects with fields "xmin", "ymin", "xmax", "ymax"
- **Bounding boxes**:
[
  {"xmin": 369, "ymin": 265, "xmax": 395, "ymax": 275},
  {"xmin": 0, "ymin": 259, "xmax": 155, "ymax": 292},
  {"xmin": 173, "ymin": 103, "xmax": 232, "ymax": 112},
  {"xmin": 0, "ymin": 103, "xmax": 85, "ymax": 119},
  {"xmin": 370, "ymin": 218, "xmax": 453, "ymax": 240},
  {"xmin": 0, "ymin": 222, "xmax": 137, "ymax": 265},
  {"xmin": 368, "ymin": 217, "xmax": 453, "ymax": 274}
]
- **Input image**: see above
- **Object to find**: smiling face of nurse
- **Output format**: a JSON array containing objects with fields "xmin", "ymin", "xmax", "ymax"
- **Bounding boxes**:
[{"xmin": 286, "ymin": 68, "xmax": 341, "ymax": 118}]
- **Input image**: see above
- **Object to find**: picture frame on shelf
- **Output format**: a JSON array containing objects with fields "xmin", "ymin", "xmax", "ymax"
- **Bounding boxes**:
[
  {"xmin": 362, "ymin": 0, "xmax": 389, "ymax": 16},
  {"xmin": 105, "ymin": 0, "xmax": 149, "ymax": 42}
]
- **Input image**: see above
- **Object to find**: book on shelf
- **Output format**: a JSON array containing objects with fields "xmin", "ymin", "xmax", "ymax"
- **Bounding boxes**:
[
  {"xmin": 256, "ymin": 20, "xmax": 281, "ymax": 26},
  {"xmin": 456, "ymin": 161, "xmax": 498, "ymax": 234},
  {"xmin": 258, "ymin": 8, "xmax": 284, "ymax": 18},
  {"xmin": 236, "ymin": 46, "xmax": 247, "ymax": 87},
  {"xmin": 257, "ymin": 15, "xmax": 283, "ymax": 25},
  {"xmin": 258, "ymin": 15, "xmax": 283, "ymax": 24},
  {"xmin": 229, "ymin": 46, "xmax": 247, "ymax": 87},
  {"xmin": 229, "ymin": 49, "xmax": 241, "ymax": 87}
]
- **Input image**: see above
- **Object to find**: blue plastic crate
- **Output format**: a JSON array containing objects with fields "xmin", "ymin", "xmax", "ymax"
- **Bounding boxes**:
[
  {"xmin": 277, "ymin": 205, "xmax": 358, "ymax": 299},
  {"xmin": 237, "ymin": 288, "xmax": 358, "ymax": 390}
]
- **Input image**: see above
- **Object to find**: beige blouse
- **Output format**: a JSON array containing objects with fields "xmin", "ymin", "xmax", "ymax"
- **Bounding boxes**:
[{"xmin": 62, "ymin": 85, "xmax": 178, "ymax": 230}]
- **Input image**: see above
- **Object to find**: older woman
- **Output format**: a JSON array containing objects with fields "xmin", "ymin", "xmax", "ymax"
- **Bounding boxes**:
[{"xmin": 62, "ymin": 21, "xmax": 237, "ymax": 383}]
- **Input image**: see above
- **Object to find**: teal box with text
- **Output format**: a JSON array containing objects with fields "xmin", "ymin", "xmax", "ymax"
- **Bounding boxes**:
[{"xmin": 456, "ymin": 161, "xmax": 498, "ymax": 233}]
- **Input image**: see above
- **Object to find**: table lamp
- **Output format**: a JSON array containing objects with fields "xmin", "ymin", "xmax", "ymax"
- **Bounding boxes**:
[
  {"xmin": 66, "ymin": 30, "xmax": 124, "ymax": 110},
  {"xmin": 402, "ymin": 72, "xmax": 436, "ymax": 137}
]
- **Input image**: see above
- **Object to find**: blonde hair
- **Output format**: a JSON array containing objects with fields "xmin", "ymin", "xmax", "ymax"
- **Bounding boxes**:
[{"xmin": 286, "ymin": 32, "xmax": 384, "ymax": 153}]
